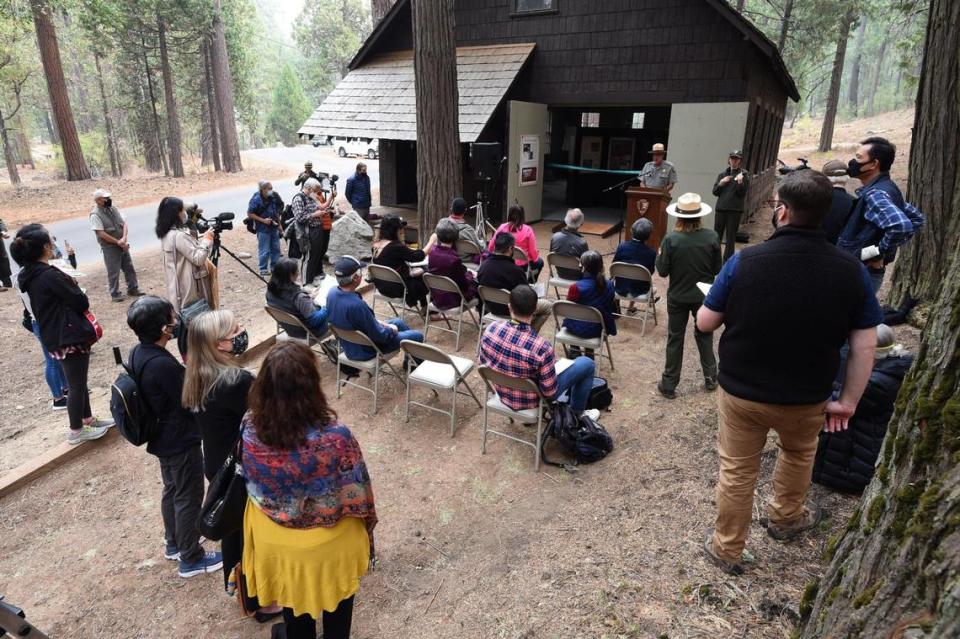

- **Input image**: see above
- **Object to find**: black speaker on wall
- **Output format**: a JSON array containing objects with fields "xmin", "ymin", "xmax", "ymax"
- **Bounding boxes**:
[{"xmin": 470, "ymin": 142, "xmax": 502, "ymax": 181}]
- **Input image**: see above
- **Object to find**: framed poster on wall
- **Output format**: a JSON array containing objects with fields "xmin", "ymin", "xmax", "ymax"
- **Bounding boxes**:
[
  {"xmin": 607, "ymin": 137, "xmax": 636, "ymax": 170},
  {"xmin": 519, "ymin": 134, "xmax": 539, "ymax": 186},
  {"xmin": 581, "ymin": 135, "xmax": 603, "ymax": 168}
]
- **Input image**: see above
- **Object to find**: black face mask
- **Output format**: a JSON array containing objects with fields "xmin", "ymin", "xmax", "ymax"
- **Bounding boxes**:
[
  {"xmin": 847, "ymin": 158, "xmax": 871, "ymax": 178},
  {"xmin": 229, "ymin": 330, "xmax": 249, "ymax": 355},
  {"xmin": 103, "ymin": 198, "xmax": 113, "ymax": 208}
]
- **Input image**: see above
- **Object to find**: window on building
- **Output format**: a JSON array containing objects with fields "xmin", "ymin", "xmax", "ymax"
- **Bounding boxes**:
[
  {"xmin": 515, "ymin": 0, "xmax": 556, "ymax": 13},
  {"xmin": 631, "ymin": 112, "xmax": 645, "ymax": 129},
  {"xmin": 581, "ymin": 112, "xmax": 600, "ymax": 128}
]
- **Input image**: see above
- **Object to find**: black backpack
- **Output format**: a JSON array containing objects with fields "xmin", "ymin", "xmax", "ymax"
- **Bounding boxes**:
[
  {"xmin": 109, "ymin": 347, "xmax": 163, "ymax": 446},
  {"xmin": 558, "ymin": 377, "xmax": 613, "ymax": 411},
  {"xmin": 541, "ymin": 402, "xmax": 614, "ymax": 468}
]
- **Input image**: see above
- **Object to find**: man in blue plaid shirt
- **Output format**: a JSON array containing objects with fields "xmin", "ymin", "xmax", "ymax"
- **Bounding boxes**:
[
  {"xmin": 479, "ymin": 285, "xmax": 599, "ymax": 420},
  {"xmin": 838, "ymin": 137, "xmax": 926, "ymax": 292}
]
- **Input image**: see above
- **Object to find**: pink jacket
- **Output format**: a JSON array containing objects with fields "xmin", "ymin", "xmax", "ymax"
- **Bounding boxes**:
[{"xmin": 488, "ymin": 223, "xmax": 539, "ymax": 266}]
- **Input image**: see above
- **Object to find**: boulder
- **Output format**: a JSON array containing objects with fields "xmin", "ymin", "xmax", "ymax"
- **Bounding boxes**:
[{"xmin": 327, "ymin": 210, "xmax": 374, "ymax": 263}]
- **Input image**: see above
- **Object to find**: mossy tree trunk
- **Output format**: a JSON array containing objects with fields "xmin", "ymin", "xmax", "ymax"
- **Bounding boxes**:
[
  {"xmin": 800, "ymin": 5, "xmax": 960, "ymax": 627},
  {"xmin": 890, "ymin": 0, "xmax": 960, "ymax": 305}
]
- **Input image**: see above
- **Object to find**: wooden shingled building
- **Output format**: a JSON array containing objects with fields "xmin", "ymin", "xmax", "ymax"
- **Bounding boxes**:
[{"xmin": 299, "ymin": 0, "xmax": 799, "ymax": 228}]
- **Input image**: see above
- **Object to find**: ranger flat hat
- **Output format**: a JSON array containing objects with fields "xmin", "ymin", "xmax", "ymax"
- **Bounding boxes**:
[
  {"xmin": 649, "ymin": 143, "xmax": 667, "ymax": 154},
  {"xmin": 666, "ymin": 192, "xmax": 712, "ymax": 219}
]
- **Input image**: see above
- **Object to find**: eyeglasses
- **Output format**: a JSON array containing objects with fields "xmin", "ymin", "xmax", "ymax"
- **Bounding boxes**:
[{"xmin": 766, "ymin": 199, "xmax": 785, "ymax": 210}]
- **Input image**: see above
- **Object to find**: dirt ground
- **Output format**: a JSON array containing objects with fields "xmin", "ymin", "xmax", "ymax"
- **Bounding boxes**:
[
  {"xmin": 0, "ymin": 215, "xmax": 922, "ymax": 638},
  {"xmin": 0, "ymin": 155, "xmax": 291, "ymax": 228}
]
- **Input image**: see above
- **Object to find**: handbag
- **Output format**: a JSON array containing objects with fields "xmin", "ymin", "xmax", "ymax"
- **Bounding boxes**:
[
  {"xmin": 84, "ymin": 309, "xmax": 104, "ymax": 343},
  {"xmin": 179, "ymin": 298, "xmax": 210, "ymax": 328},
  {"xmin": 197, "ymin": 427, "xmax": 248, "ymax": 541}
]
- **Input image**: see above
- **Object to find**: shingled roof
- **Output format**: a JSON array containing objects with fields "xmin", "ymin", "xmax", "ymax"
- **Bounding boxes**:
[{"xmin": 298, "ymin": 43, "xmax": 535, "ymax": 142}]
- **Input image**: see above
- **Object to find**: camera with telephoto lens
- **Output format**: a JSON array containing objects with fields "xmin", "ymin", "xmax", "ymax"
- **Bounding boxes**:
[
  {"xmin": 191, "ymin": 210, "xmax": 235, "ymax": 234},
  {"xmin": 320, "ymin": 174, "xmax": 339, "ymax": 195}
]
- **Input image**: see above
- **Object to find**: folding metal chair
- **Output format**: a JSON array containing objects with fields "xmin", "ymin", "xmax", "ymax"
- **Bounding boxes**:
[
  {"xmin": 512, "ymin": 246, "xmax": 532, "ymax": 281},
  {"xmin": 475, "ymin": 286, "xmax": 512, "ymax": 354},
  {"xmin": 477, "ymin": 366, "xmax": 550, "ymax": 471},
  {"xmin": 552, "ymin": 300, "xmax": 615, "ymax": 371},
  {"xmin": 422, "ymin": 272, "xmax": 481, "ymax": 351},
  {"xmin": 264, "ymin": 305, "xmax": 332, "ymax": 351},
  {"xmin": 609, "ymin": 262, "xmax": 659, "ymax": 336},
  {"xmin": 330, "ymin": 325, "xmax": 404, "ymax": 414},
  {"xmin": 456, "ymin": 238, "xmax": 483, "ymax": 273},
  {"xmin": 400, "ymin": 340, "xmax": 482, "ymax": 436},
  {"xmin": 367, "ymin": 264, "xmax": 419, "ymax": 322},
  {"xmin": 546, "ymin": 252, "xmax": 581, "ymax": 299}
]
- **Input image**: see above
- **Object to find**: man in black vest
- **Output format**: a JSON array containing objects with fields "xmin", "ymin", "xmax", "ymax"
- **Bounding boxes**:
[
  {"xmin": 90, "ymin": 188, "xmax": 143, "ymax": 302},
  {"xmin": 695, "ymin": 170, "xmax": 883, "ymax": 575}
]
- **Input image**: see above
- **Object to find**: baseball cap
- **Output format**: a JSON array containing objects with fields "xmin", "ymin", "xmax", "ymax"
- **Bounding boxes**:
[
  {"xmin": 729, "ymin": 150, "xmax": 743, "ymax": 159},
  {"xmin": 822, "ymin": 160, "xmax": 848, "ymax": 177},
  {"xmin": 334, "ymin": 255, "xmax": 363, "ymax": 278},
  {"xmin": 92, "ymin": 188, "xmax": 112, "ymax": 199},
  {"xmin": 450, "ymin": 197, "xmax": 467, "ymax": 214}
]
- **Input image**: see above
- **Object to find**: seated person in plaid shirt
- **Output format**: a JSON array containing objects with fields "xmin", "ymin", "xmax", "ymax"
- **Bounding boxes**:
[{"xmin": 479, "ymin": 284, "xmax": 600, "ymax": 421}]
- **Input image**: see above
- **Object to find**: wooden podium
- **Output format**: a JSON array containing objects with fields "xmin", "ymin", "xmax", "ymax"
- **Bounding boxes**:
[{"xmin": 625, "ymin": 187, "xmax": 672, "ymax": 249}]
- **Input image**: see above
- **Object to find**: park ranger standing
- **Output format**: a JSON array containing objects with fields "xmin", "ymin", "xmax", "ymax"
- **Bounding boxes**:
[
  {"xmin": 90, "ymin": 188, "xmax": 144, "ymax": 302},
  {"xmin": 639, "ymin": 143, "xmax": 678, "ymax": 194}
]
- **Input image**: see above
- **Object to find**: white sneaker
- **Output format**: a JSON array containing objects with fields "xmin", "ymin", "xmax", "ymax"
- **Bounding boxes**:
[
  {"xmin": 67, "ymin": 423, "xmax": 109, "ymax": 445},
  {"xmin": 582, "ymin": 409, "xmax": 601, "ymax": 422}
]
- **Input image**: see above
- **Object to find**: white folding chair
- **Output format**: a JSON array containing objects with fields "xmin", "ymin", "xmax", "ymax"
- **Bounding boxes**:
[
  {"xmin": 475, "ymin": 286, "xmax": 512, "ymax": 354},
  {"xmin": 546, "ymin": 252, "xmax": 581, "ymax": 299},
  {"xmin": 400, "ymin": 340, "xmax": 482, "ymax": 437},
  {"xmin": 330, "ymin": 325, "xmax": 404, "ymax": 414},
  {"xmin": 456, "ymin": 238, "xmax": 483, "ymax": 273},
  {"xmin": 477, "ymin": 366, "xmax": 550, "ymax": 471},
  {"xmin": 609, "ymin": 262, "xmax": 659, "ymax": 336},
  {"xmin": 552, "ymin": 300, "xmax": 615, "ymax": 371},
  {"xmin": 422, "ymin": 272, "xmax": 481, "ymax": 351},
  {"xmin": 367, "ymin": 263, "xmax": 420, "ymax": 322},
  {"xmin": 264, "ymin": 305, "xmax": 332, "ymax": 351},
  {"xmin": 512, "ymin": 246, "xmax": 532, "ymax": 281}
]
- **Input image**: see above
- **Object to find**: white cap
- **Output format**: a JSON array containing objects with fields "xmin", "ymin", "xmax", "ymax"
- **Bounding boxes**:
[{"xmin": 93, "ymin": 188, "xmax": 111, "ymax": 199}]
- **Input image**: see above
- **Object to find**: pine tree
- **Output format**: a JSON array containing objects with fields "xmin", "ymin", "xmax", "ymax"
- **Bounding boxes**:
[{"xmin": 267, "ymin": 63, "xmax": 311, "ymax": 146}]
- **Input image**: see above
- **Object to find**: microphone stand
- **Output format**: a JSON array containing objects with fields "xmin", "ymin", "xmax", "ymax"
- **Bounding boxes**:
[{"xmin": 601, "ymin": 173, "xmax": 642, "ymax": 251}]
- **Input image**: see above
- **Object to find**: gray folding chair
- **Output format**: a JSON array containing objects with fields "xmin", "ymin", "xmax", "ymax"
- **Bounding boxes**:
[
  {"xmin": 476, "ymin": 286, "xmax": 512, "ymax": 354},
  {"xmin": 367, "ymin": 264, "xmax": 419, "ymax": 322},
  {"xmin": 264, "ymin": 305, "xmax": 332, "ymax": 351},
  {"xmin": 609, "ymin": 262, "xmax": 659, "ymax": 336},
  {"xmin": 330, "ymin": 325, "xmax": 404, "ymax": 414},
  {"xmin": 456, "ymin": 238, "xmax": 483, "ymax": 273},
  {"xmin": 477, "ymin": 366, "xmax": 550, "ymax": 471},
  {"xmin": 552, "ymin": 300, "xmax": 615, "ymax": 371},
  {"xmin": 422, "ymin": 272, "xmax": 481, "ymax": 351},
  {"xmin": 512, "ymin": 246, "xmax": 532, "ymax": 281},
  {"xmin": 546, "ymin": 252, "xmax": 581, "ymax": 299},
  {"xmin": 400, "ymin": 340, "xmax": 481, "ymax": 437}
]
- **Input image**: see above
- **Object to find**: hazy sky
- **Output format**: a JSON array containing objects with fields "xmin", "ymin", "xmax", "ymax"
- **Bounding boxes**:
[{"xmin": 272, "ymin": 0, "xmax": 305, "ymax": 39}]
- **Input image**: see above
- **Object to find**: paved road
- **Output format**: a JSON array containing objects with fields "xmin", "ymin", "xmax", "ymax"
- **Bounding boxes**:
[{"xmin": 3, "ymin": 146, "xmax": 378, "ymax": 272}]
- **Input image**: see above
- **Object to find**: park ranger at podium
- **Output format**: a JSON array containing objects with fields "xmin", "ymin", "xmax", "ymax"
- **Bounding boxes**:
[{"xmin": 639, "ymin": 143, "xmax": 678, "ymax": 194}]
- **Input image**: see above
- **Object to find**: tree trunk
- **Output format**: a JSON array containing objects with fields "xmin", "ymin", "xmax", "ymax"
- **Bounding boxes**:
[
  {"xmin": 44, "ymin": 109, "xmax": 58, "ymax": 145},
  {"xmin": 777, "ymin": 0, "xmax": 794, "ymax": 53},
  {"xmin": 866, "ymin": 42, "xmax": 888, "ymax": 117},
  {"xmin": 157, "ymin": 15, "xmax": 184, "ymax": 177},
  {"xmin": 201, "ymin": 38, "xmax": 221, "ymax": 171},
  {"xmin": 93, "ymin": 52, "xmax": 121, "ymax": 177},
  {"xmin": 818, "ymin": 9, "xmax": 854, "ymax": 152},
  {"xmin": 891, "ymin": 0, "xmax": 960, "ymax": 305},
  {"xmin": 210, "ymin": 0, "xmax": 242, "ymax": 172},
  {"xmin": 140, "ymin": 28, "xmax": 169, "ymax": 177},
  {"xmin": 802, "ymin": 3, "xmax": 960, "ymax": 631},
  {"xmin": 30, "ymin": 0, "xmax": 89, "ymax": 181},
  {"xmin": 413, "ymin": 0, "xmax": 462, "ymax": 232},
  {"xmin": 847, "ymin": 17, "xmax": 867, "ymax": 116},
  {"xmin": 372, "ymin": 0, "xmax": 395, "ymax": 23},
  {"xmin": 14, "ymin": 114, "xmax": 34, "ymax": 169},
  {"xmin": 0, "ymin": 109, "xmax": 21, "ymax": 186}
]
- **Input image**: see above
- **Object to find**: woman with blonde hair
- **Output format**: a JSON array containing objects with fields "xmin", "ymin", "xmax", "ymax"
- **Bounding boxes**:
[
  {"xmin": 183, "ymin": 309, "xmax": 280, "ymax": 619},
  {"xmin": 242, "ymin": 341, "xmax": 376, "ymax": 639}
]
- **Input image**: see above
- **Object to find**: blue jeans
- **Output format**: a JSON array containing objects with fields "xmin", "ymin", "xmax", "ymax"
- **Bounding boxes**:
[
  {"xmin": 33, "ymin": 320, "xmax": 68, "ymax": 400},
  {"xmin": 555, "ymin": 356, "xmax": 595, "ymax": 412},
  {"xmin": 256, "ymin": 228, "xmax": 281, "ymax": 273},
  {"xmin": 868, "ymin": 266, "xmax": 885, "ymax": 294},
  {"xmin": 387, "ymin": 318, "xmax": 424, "ymax": 346}
]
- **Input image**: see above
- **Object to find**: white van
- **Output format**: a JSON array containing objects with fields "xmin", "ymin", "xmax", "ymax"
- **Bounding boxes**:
[{"xmin": 331, "ymin": 137, "xmax": 379, "ymax": 159}]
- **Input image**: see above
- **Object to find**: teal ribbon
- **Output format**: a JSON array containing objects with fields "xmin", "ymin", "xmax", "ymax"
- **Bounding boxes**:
[{"xmin": 545, "ymin": 162, "xmax": 641, "ymax": 175}]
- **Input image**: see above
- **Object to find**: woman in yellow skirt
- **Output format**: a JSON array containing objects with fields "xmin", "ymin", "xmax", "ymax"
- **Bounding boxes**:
[{"xmin": 241, "ymin": 341, "xmax": 377, "ymax": 639}]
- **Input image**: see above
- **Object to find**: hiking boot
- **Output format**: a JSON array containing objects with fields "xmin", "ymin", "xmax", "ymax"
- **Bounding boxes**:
[
  {"xmin": 703, "ymin": 528, "xmax": 744, "ymax": 576},
  {"xmin": 767, "ymin": 503, "xmax": 825, "ymax": 541},
  {"xmin": 164, "ymin": 542, "xmax": 181, "ymax": 561},
  {"xmin": 179, "ymin": 550, "xmax": 223, "ymax": 578},
  {"xmin": 52, "ymin": 397, "xmax": 68, "ymax": 411},
  {"xmin": 657, "ymin": 382, "xmax": 676, "ymax": 399},
  {"xmin": 111, "ymin": 295, "xmax": 126, "ymax": 303},
  {"xmin": 582, "ymin": 409, "xmax": 601, "ymax": 422},
  {"xmin": 319, "ymin": 339, "xmax": 339, "ymax": 365},
  {"xmin": 704, "ymin": 378, "xmax": 718, "ymax": 392},
  {"xmin": 127, "ymin": 289, "xmax": 146, "ymax": 297},
  {"xmin": 67, "ymin": 423, "xmax": 109, "ymax": 445}
]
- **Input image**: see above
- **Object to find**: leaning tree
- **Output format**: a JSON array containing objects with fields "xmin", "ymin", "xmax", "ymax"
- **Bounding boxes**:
[
  {"xmin": 412, "ymin": 0, "xmax": 461, "ymax": 232},
  {"xmin": 890, "ymin": 0, "xmax": 960, "ymax": 305},
  {"xmin": 799, "ymin": 1, "xmax": 960, "ymax": 635}
]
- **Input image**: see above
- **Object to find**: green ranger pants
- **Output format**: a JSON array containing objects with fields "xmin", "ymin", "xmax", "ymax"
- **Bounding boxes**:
[{"xmin": 661, "ymin": 300, "xmax": 717, "ymax": 392}]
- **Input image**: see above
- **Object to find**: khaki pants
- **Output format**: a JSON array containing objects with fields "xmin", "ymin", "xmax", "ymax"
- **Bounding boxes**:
[{"xmin": 712, "ymin": 389, "xmax": 826, "ymax": 563}]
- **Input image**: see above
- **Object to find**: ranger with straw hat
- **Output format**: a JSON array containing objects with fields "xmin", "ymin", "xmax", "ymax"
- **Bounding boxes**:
[{"xmin": 639, "ymin": 143, "xmax": 678, "ymax": 194}]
